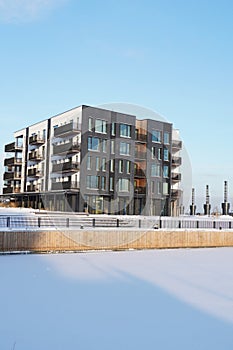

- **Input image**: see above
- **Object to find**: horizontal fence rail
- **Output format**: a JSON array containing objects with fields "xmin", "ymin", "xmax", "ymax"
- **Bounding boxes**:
[{"xmin": 0, "ymin": 215, "xmax": 233, "ymax": 230}]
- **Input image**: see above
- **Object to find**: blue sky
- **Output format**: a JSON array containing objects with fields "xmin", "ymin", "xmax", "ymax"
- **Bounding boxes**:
[{"xmin": 0, "ymin": 0, "xmax": 233, "ymax": 211}]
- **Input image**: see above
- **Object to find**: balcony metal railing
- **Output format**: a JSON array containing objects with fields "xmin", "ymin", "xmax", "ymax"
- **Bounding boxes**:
[
  {"xmin": 3, "ymin": 186, "xmax": 21, "ymax": 194},
  {"xmin": 5, "ymin": 142, "xmax": 23, "ymax": 153},
  {"xmin": 172, "ymin": 173, "xmax": 181, "ymax": 182},
  {"xmin": 51, "ymin": 181, "xmax": 79, "ymax": 191},
  {"xmin": 29, "ymin": 135, "xmax": 45, "ymax": 145},
  {"xmin": 52, "ymin": 161, "xmax": 80, "ymax": 173},
  {"xmin": 172, "ymin": 156, "xmax": 182, "ymax": 167},
  {"xmin": 4, "ymin": 157, "xmax": 22, "ymax": 166},
  {"xmin": 28, "ymin": 152, "xmax": 43, "ymax": 162},
  {"xmin": 28, "ymin": 168, "xmax": 42, "ymax": 178},
  {"xmin": 3, "ymin": 172, "xmax": 22, "ymax": 181},
  {"xmin": 54, "ymin": 122, "xmax": 81, "ymax": 138},
  {"xmin": 134, "ymin": 186, "xmax": 146, "ymax": 194},
  {"xmin": 53, "ymin": 142, "xmax": 80, "ymax": 155},
  {"xmin": 172, "ymin": 140, "xmax": 182, "ymax": 150},
  {"xmin": 135, "ymin": 151, "xmax": 147, "ymax": 159}
]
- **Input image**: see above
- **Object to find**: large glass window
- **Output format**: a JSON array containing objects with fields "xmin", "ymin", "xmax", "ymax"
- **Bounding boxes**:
[
  {"xmin": 95, "ymin": 119, "xmax": 107, "ymax": 133},
  {"xmin": 88, "ymin": 137, "xmax": 100, "ymax": 151},
  {"xmin": 164, "ymin": 149, "xmax": 169, "ymax": 161},
  {"xmin": 118, "ymin": 178, "xmax": 130, "ymax": 192},
  {"xmin": 119, "ymin": 160, "xmax": 123, "ymax": 173},
  {"xmin": 164, "ymin": 132, "xmax": 170, "ymax": 144},
  {"xmin": 152, "ymin": 130, "xmax": 161, "ymax": 143},
  {"xmin": 151, "ymin": 163, "xmax": 161, "ymax": 177},
  {"xmin": 87, "ymin": 175, "xmax": 100, "ymax": 189},
  {"xmin": 120, "ymin": 142, "xmax": 130, "ymax": 156},
  {"xmin": 163, "ymin": 165, "xmax": 169, "ymax": 178},
  {"xmin": 120, "ymin": 124, "xmax": 131, "ymax": 138}
]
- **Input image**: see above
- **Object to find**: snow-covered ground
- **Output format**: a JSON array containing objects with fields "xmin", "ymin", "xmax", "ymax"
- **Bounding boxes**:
[{"xmin": 1, "ymin": 248, "xmax": 233, "ymax": 349}]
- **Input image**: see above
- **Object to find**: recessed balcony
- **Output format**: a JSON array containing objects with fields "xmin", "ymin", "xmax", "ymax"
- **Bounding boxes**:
[
  {"xmin": 54, "ymin": 122, "xmax": 81, "ymax": 138},
  {"xmin": 52, "ymin": 161, "xmax": 79, "ymax": 174},
  {"xmin": 51, "ymin": 180, "xmax": 79, "ymax": 191},
  {"xmin": 134, "ymin": 168, "xmax": 146, "ymax": 177},
  {"xmin": 28, "ymin": 151, "xmax": 43, "ymax": 162},
  {"xmin": 134, "ymin": 186, "xmax": 146, "ymax": 194},
  {"xmin": 26, "ymin": 184, "xmax": 39, "ymax": 192},
  {"xmin": 53, "ymin": 142, "xmax": 80, "ymax": 156},
  {"xmin": 171, "ymin": 189, "xmax": 182, "ymax": 199},
  {"xmin": 28, "ymin": 168, "xmax": 42, "ymax": 178},
  {"xmin": 135, "ymin": 151, "xmax": 147, "ymax": 159},
  {"xmin": 29, "ymin": 135, "xmax": 45, "ymax": 145},
  {"xmin": 172, "ymin": 173, "xmax": 181, "ymax": 182}
]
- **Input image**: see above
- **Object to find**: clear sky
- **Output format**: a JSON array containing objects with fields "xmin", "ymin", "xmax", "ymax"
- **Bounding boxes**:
[{"xmin": 0, "ymin": 0, "xmax": 233, "ymax": 212}]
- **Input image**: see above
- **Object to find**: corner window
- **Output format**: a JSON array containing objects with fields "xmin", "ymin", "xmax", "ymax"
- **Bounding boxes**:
[{"xmin": 152, "ymin": 130, "xmax": 161, "ymax": 143}]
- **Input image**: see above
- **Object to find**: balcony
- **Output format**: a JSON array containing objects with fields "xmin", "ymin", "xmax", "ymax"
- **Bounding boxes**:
[
  {"xmin": 3, "ymin": 171, "xmax": 21, "ymax": 181},
  {"xmin": 28, "ymin": 151, "xmax": 43, "ymax": 162},
  {"xmin": 51, "ymin": 180, "xmax": 79, "ymax": 191},
  {"xmin": 29, "ymin": 134, "xmax": 45, "ymax": 145},
  {"xmin": 172, "ymin": 156, "xmax": 182, "ymax": 167},
  {"xmin": 4, "ymin": 157, "xmax": 22, "ymax": 167},
  {"xmin": 172, "ymin": 140, "xmax": 182, "ymax": 150},
  {"xmin": 28, "ymin": 168, "xmax": 42, "ymax": 178},
  {"xmin": 3, "ymin": 186, "xmax": 21, "ymax": 194},
  {"xmin": 135, "ymin": 151, "xmax": 147, "ymax": 159},
  {"xmin": 172, "ymin": 173, "xmax": 181, "ymax": 182},
  {"xmin": 171, "ymin": 189, "xmax": 182, "ymax": 199},
  {"xmin": 136, "ymin": 134, "xmax": 147, "ymax": 143},
  {"xmin": 134, "ymin": 186, "xmax": 146, "ymax": 195},
  {"xmin": 134, "ymin": 168, "xmax": 146, "ymax": 177},
  {"xmin": 26, "ymin": 184, "xmax": 39, "ymax": 192},
  {"xmin": 54, "ymin": 122, "xmax": 81, "ymax": 138},
  {"xmin": 53, "ymin": 142, "xmax": 80, "ymax": 156},
  {"xmin": 5, "ymin": 142, "xmax": 23, "ymax": 153},
  {"xmin": 52, "ymin": 161, "xmax": 79, "ymax": 174}
]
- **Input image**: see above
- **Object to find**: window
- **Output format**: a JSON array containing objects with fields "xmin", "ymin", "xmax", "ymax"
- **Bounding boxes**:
[
  {"xmin": 111, "ymin": 122, "xmax": 116, "ymax": 136},
  {"xmin": 151, "ymin": 181, "xmax": 155, "ymax": 193},
  {"xmin": 87, "ymin": 155, "xmax": 91, "ymax": 170},
  {"xmin": 110, "ymin": 159, "xmax": 114, "ymax": 172},
  {"xmin": 152, "ymin": 130, "xmax": 161, "ymax": 143},
  {"xmin": 95, "ymin": 119, "xmax": 107, "ymax": 133},
  {"xmin": 111, "ymin": 140, "xmax": 115, "ymax": 154},
  {"xmin": 118, "ymin": 178, "xmax": 130, "ymax": 192},
  {"xmin": 87, "ymin": 175, "xmax": 100, "ymax": 189},
  {"xmin": 109, "ymin": 177, "xmax": 114, "ymax": 191},
  {"xmin": 102, "ymin": 139, "xmax": 107, "ymax": 153},
  {"xmin": 151, "ymin": 163, "xmax": 161, "ymax": 177},
  {"xmin": 152, "ymin": 147, "xmax": 156, "ymax": 159},
  {"xmin": 164, "ymin": 132, "xmax": 170, "ymax": 144},
  {"xmin": 163, "ymin": 165, "xmax": 169, "ymax": 178},
  {"xmin": 88, "ymin": 117, "xmax": 93, "ymax": 131},
  {"xmin": 120, "ymin": 142, "xmax": 130, "ymax": 156},
  {"xmin": 88, "ymin": 137, "xmax": 100, "ymax": 151},
  {"xmin": 164, "ymin": 149, "xmax": 169, "ymax": 161},
  {"xmin": 157, "ymin": 181, "xmax": 162, "ymax": 194},
  {"xmin": 119, "ymin": 160, "xmax": 123, "ymax": 173},
  {"xmin": 102, "ymin": 158, "xmax": 106, "ymax": 171},
  {"xmin": 101, "ymin": 176, "xmax": 106, "ymax": 190},
  {"xmin": 126, "ymin": 160, "xmax": 130, "ymax": 174},
  {"xmin": 120, "ymin": 124, "xmax": 131, "ymax": 138},
  {"xmin": 163, "ymin": 182, "xmax": 169, "ymax": 195},
  {"xmin": 96, "ymin": 157, "xmax": 100, "ymax": 171}
]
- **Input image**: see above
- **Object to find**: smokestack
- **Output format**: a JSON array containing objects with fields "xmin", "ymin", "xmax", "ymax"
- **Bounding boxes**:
[
  {"xmin": 203, "ymin": 185, "xmax": 211, "ymax": 215},
  {"xmin": 222, "ymin": 181, "xmax": 230, "ymax": 215},
  {"xmin": 190, "ymin": 188, "xmax": 196, "ymax": 215}
]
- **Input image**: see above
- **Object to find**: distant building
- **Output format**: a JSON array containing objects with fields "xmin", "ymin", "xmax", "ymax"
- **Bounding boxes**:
[{"xmin": 2, "ymin": 105, "xmax": 182, "ymax": 215}]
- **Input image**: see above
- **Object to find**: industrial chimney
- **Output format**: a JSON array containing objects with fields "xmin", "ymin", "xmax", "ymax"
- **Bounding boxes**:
[
  {"xmin": 221, "ymin": 181, "xmax": 230, "ymax": 215},
  {"xmin": 203, "ymin": 185, "xmax": 211, "ymax": 215},
  {"xmin": 190, "ymin": 188, "xmax": 196, "ymax": 215}
]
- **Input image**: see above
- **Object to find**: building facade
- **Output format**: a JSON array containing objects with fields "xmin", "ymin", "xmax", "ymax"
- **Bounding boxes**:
[{"xmin": 2, "ymin": 105, "xmax": 182, "ymax": 216}]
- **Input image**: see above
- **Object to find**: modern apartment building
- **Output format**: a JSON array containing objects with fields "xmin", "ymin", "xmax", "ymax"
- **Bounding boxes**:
[{"xmin": 2, "ymin": 105, "xmax": 182, "ymax": 216}]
